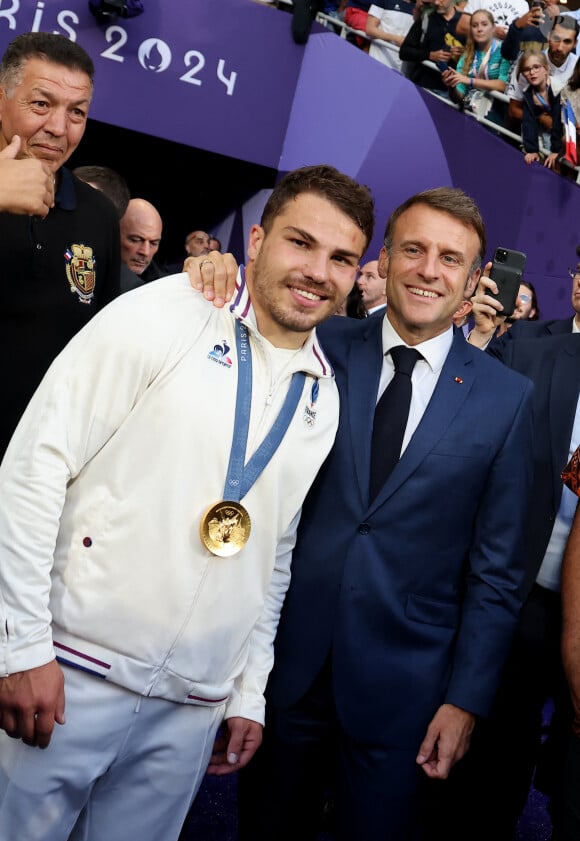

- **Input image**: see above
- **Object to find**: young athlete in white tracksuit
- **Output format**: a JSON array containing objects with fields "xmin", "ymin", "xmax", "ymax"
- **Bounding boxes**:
[
  {"xmin": 0, "ymin": 162, "xmax": 375, "ymax": 841},
  {"xmin": 0, "ymin": 273, "xmax": 339, "ymax": 840}
]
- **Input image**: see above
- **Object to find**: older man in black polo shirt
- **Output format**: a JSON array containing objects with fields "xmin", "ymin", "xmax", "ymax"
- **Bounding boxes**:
[{"xmin": 0, "ymin": 31, "xmax": 121, "ymax": 459}]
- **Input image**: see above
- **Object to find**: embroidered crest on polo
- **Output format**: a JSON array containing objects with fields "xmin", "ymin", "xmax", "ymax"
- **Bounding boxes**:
[
  {"xmin": 303, "ymin": 378, "xmax": 319, "ymax": 427},
  {"xmin": 65, "ymin": 243, "xmax": 96, "ymax": 304},
  {"xmin": 207, "ymin": 339, "xmax": 233, "ymax": 368}
]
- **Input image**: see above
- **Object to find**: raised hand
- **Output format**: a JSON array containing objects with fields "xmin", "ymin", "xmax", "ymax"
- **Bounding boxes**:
[{"xmin": 0, "ymin": 135, "xmax": 55, "ymax": 218}]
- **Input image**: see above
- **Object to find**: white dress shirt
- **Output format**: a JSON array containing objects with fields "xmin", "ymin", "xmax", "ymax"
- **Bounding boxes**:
[{"xmin": 378, "ymin": 317, "xmax": 453, "ymax": 456}]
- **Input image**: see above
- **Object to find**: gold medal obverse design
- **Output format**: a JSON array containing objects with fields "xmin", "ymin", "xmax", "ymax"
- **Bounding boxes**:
[{"xmin": 200, "ymin": 501, "xmax": 251, "ymax": 557}]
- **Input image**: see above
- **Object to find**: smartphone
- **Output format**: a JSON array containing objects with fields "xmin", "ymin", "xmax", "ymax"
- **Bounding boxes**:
[
  {"xmin": 488, "ymin": 247, "xmax": 527, "ymax": 317},
  {"xmin": 436, "ymin": 61, "xmax": 449, "ymax": 72},
  {"xmin": 531, "ymin": 0, "xmax": 545, "ymax": 8}
]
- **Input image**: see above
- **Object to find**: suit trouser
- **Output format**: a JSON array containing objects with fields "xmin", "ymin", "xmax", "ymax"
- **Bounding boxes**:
[
  {"xmin": 237, "ymin": 656, "xmax": 422, "ymax": 841},
  {"xmin": 0, "ymin": 664, "xmax": 224, "ymax": 841},
  {"xmin": 417, "ymin": 583, "xmax": 572, "ymax": 841}
]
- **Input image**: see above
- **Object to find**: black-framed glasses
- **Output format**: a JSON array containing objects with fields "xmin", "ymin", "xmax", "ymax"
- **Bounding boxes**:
[
  {"xmin": 568, "ymin": 267, "xmax": 580, "ymax": 280},
  {"xmin": 518, "ymin": 293, "xmax": 532, "ymax": 303}
]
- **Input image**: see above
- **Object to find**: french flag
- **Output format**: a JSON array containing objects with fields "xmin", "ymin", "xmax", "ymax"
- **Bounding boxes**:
[{"xmin": 563, "ymin": 98, "xmax": 577, "ymax": 167}]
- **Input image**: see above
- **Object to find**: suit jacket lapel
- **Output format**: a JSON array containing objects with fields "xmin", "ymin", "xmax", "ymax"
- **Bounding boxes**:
[
  {"xmin": 348, "ymin": 316, "xmax": 384, "ymax": 504},
  {"xmin": 548, "ymin": 318, "xmax": 575, "ymax": 335},
  {"xmin": 367, "ymin": 332, "xmax": 474, "ymax": 513}
]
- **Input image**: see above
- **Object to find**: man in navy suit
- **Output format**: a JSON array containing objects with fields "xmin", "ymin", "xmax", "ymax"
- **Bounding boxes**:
[
  {"xmin": 196, "ymin": 187, "xmax": 535, "ymax": 840},
  {"xmin": 420, "ymin": 272, "xmax": 580, "ymax": 840}
]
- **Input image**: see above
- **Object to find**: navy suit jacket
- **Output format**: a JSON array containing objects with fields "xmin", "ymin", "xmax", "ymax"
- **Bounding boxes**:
[
  {"xmin": 489, "ymin": 316, "xmax": 573, "ymax": 347},
  {"xmin": 488, "ymin": 331, "xmax": 580, "ymax": 591},
  {"xmin": 268, "ymin": 314, "xmax": 535, "ymax": 749}
]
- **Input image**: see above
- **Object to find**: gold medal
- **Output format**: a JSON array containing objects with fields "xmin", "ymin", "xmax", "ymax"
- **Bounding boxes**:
[{"xmin": 200, "ymin": 501, "xmax": 251, "ymax": 557}]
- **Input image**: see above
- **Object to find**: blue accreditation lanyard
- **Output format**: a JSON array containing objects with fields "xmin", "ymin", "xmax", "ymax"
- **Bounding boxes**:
[{"xmin": 223, "ymin": 319, "xmax": 306, "ymax": 502}]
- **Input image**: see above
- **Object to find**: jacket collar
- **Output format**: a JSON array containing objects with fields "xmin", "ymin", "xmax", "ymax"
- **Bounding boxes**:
[{"xmin": 229, "ymin": 266, "xmax": 335, "ymax": 380}]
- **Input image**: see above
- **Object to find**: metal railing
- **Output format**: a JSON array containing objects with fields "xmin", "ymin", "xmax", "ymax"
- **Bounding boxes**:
[{"xmin": 269, "ymin": 2, "xmax": 580, "ymax": 181}]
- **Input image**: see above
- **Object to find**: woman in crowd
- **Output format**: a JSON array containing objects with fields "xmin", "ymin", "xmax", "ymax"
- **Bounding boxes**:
[
  {"xmin": 442, "ymin": 9, "xmax": 511, "ymax": 122},
  {"xmin": 517, "ymin": 49, "xmax": 562, "ymax": 169}
]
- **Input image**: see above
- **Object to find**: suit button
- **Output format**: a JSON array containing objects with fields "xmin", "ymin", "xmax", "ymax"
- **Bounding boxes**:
[{"xmin": 358, "ymin": 523, "xmax": 370, "ymax": 535}]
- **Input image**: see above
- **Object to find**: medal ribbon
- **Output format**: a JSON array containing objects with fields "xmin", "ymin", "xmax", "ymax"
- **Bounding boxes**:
[{"xmin": 224, "ymin": 319, "xmax": 306, "ymax": 502}]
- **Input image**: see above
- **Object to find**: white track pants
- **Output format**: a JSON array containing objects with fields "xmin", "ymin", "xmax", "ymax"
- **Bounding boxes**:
[{"xmin": 0, "ymin": 665, "xmax": 225, "ymax": 841}]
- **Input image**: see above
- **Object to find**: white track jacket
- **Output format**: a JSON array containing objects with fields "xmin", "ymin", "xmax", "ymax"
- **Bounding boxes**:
[{"xmin": 0, "ymin": 271, "xmax": 339, "ymax": 724}]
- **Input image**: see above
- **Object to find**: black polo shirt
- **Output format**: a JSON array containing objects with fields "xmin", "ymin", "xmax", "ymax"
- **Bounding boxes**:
[{"xmin": 0, "ymin": 167, "xmax": 121, "ymax": 458}]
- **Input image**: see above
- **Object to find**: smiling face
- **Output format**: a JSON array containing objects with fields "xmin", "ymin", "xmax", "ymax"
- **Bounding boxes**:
[
  {"xmin": 0, "ymin": 56, "xmax": 91, "ymax": 173},
  {"xmin": 245, "ymin": 192, "xmax": 367, "ymax": 348},
  {"xmin": 379, "ymin": 204, "xmax": 481, "ymax": 345}
]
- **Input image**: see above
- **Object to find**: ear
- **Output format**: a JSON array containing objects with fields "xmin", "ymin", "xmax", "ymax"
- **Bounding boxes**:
[
  {"xmin": 247, "ymin": 224, "xmax": 265, "ymax": 261},
  {"xmin": 378, "ymin": 245, "xmax": 389, "ymax": 278},
  {"xmin": 454, "ymin": 298, "xmax": 473, "ymax": 320},
  {"xmin": 465, "ymin": 267, "xmax": 481, "ymax": 298}
]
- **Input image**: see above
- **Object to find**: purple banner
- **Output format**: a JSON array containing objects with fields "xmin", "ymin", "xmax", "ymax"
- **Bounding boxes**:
[
  {"xmin": 0, "ymin": 0, "xmax": 305, "ymax": 167},
  {"xmin": 1, "ymin": 1, "xmax": 579, "ymax": 317}
]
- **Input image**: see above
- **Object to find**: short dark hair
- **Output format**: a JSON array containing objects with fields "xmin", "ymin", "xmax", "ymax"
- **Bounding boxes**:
[
  {"xmin": 73, "ymin": 165, "xmax": 130, "ymax": 218},
  {"xmin": 261, "ymin": 165, "xmax": 375, "ymax": 252},
  {"xmin": 520, "ymin": 279, "xmax": 540, "ymax": 321},
  {"xmin": 345, "ymin": 282, "xmax": 367, "ymax": 319},
  {"xmin": 383, "ymin": 187, "xmax": 487, "ymax": 275},
  {"xmin": 551, "ymin": 14, "xmax": 580, "ymax": 37},
  {"xmin": 0, "ymin": 32, "xmax": 94, "ymax": 96}
]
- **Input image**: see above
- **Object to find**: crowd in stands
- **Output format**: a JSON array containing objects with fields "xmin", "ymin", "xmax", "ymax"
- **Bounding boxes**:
[
  {"xmin": 442, "ymin": 8, "xmax": 511, "ymax": 123},
  {"xmin": 271, "ymin": 0, "xmax": 580, "ymax": 182}
]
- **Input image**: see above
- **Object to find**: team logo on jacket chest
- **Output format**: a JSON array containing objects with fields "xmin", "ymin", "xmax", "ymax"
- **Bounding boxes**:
[
  {"xmin": 65, "ymin": 244, "xmax": 96, "ymax": 304},
  {"xmin": 208, "ymin": 339, "xmax": 233, "ymax": 368}
]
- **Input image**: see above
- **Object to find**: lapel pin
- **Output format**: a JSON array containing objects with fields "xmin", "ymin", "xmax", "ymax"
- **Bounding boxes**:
[{"xmin": 454, "ymin": 377, "xmax": 463, "ymax": 384}]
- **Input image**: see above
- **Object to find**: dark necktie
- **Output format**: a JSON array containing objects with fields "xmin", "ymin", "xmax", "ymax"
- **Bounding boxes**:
[{"xmin": 369, "ymin": 345, "xmax": 422, "ymax": 500}]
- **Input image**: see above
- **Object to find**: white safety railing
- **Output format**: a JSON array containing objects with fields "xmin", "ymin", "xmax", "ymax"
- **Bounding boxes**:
[
  {"xmin": 268, "ymin": 1, "xmax": 580, "ymax": 182},
  {"xmin": 316, "ymin": 10, "xmax": 370, "ymax": 43}
]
